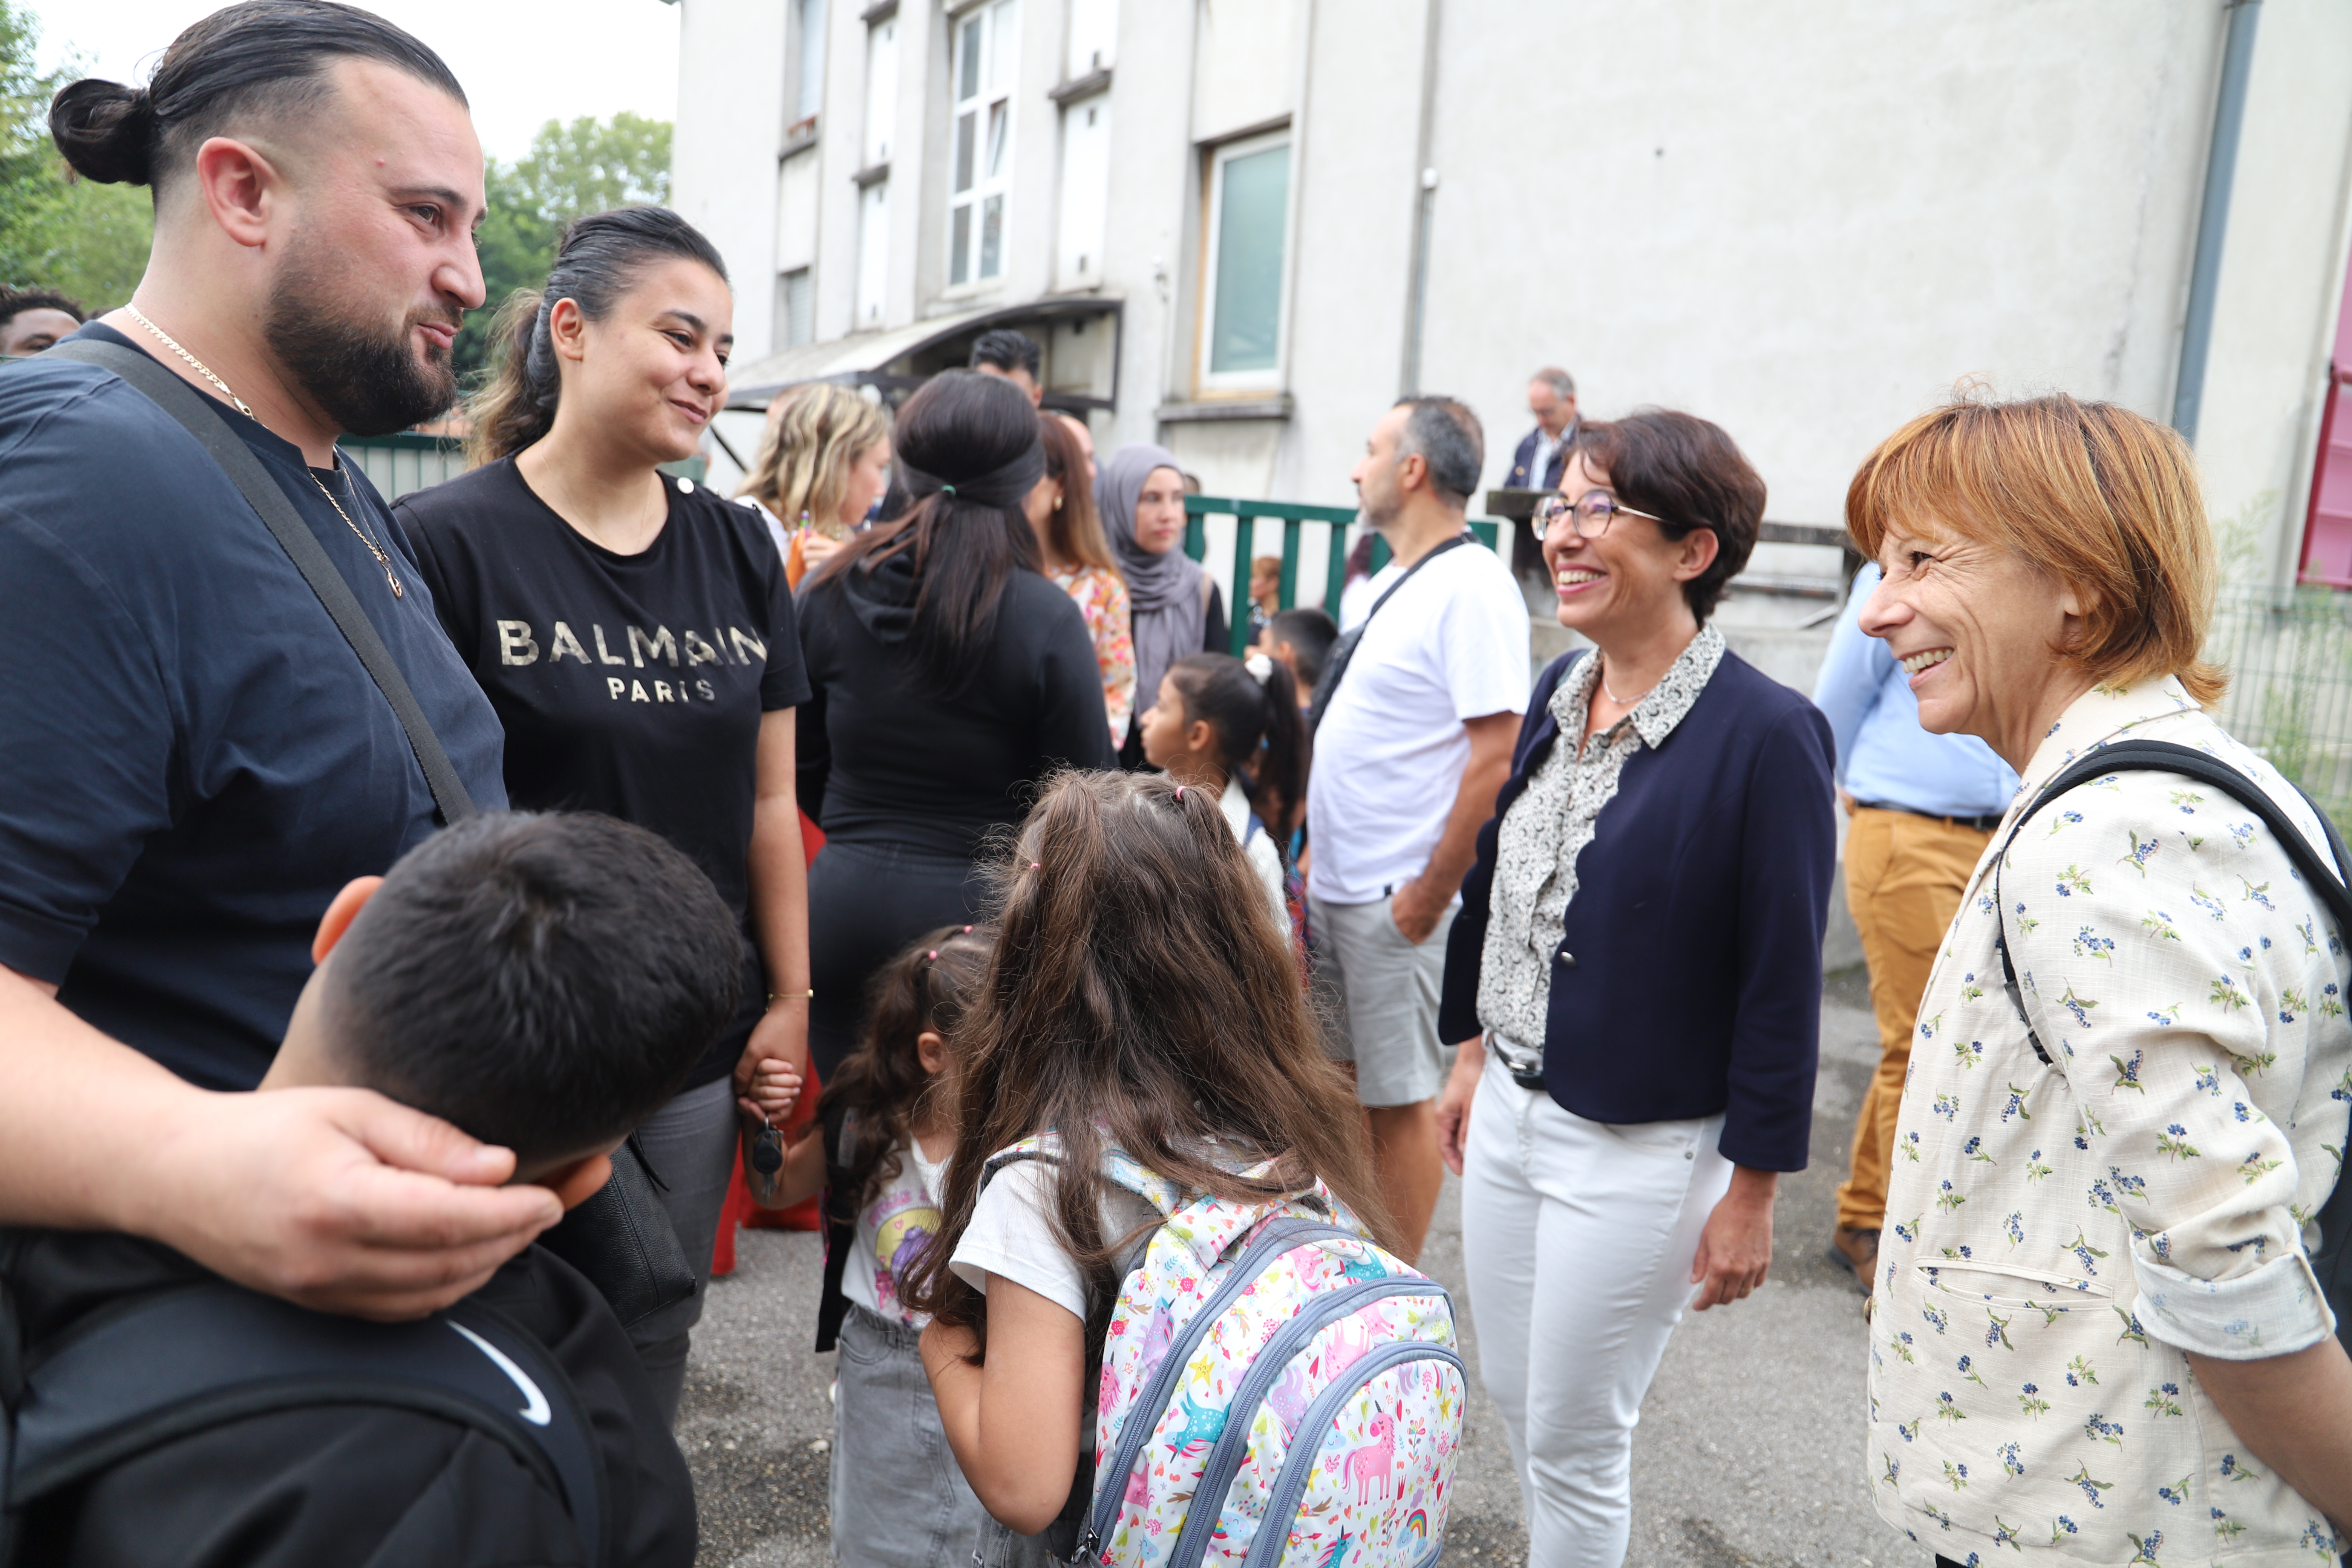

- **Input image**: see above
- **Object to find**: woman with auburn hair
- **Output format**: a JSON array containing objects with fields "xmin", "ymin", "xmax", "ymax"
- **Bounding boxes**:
[
  {"xmin": 1852, "ymin": 392, "xmax": 2352, "ymax": 1567},
  {"xmin": 1025, "ymin": 412, "xmax": 1134, "ymax": 747},
  {"xmin": 1433, "ymin": 409, "xmax": 1834, "ymax": 1568},
  {"xmin": 738, "ymin": 381, "xmax": 893, "ymax": 586}
]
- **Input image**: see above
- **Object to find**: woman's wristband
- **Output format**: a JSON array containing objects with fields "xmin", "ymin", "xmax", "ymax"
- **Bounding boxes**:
[{"xmin": 766, "ymin": 988, "xmax": 814, "ymax": 1002}]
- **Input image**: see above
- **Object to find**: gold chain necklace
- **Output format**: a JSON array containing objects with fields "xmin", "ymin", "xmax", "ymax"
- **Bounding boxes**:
[{"xmin": 125, "ymin": 304, "xmax": 403, "ymax": 598}]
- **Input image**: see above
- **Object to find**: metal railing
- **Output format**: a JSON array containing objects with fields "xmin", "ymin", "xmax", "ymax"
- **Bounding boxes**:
[
  {"xmin": 2208, "ymin": 583, "xmax": 2352, "ymax": 832},
  {"xmin": 1182, "ymin": 495, "xmax": 1501, "ymax": 655}
]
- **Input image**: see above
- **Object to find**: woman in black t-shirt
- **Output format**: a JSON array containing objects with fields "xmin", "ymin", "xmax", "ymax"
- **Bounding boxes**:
[
  {"xmin": 396, "ymin": 208, "xmax": 810, "ymax": 1423},
  {"xmin": 796, "ymin": 371, "xmax": 1114, "ymax": 1078}
]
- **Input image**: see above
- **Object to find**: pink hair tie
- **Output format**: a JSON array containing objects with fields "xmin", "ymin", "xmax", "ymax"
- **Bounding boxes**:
[
  {"xmin": 1175, "ymin": 785, "xmax": 1185, "ymax": 801},
  {"xmin": 963, "ymin": 924, "xmax": 974, "ymax": 933},
  {"xmin": 1029, "ymin": 862, "xmax": 1041, "ymax": 871},
  {"xmin": 926, "ymin": 950, "xmax": 939, "ymax": 962}
]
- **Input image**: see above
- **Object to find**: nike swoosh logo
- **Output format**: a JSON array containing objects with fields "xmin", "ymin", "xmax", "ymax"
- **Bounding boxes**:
[{"xmin": 450, "ymin": 1321, "xmax": 553, "ymax": 1426}]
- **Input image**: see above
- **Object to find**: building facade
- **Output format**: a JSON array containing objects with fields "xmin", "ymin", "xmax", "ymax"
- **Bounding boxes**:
[{"xmin": 672, "ymin": 0, "xmax": 2352, "ymax": 603}]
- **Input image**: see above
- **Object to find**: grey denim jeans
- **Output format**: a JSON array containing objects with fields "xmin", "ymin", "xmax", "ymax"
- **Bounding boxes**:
[{"xmin": 832, "ymin": 1304, "xmax": 990, "ymax": 1568}]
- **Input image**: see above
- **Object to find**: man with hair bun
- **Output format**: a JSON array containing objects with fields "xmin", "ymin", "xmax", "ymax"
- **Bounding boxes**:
[{"xmin": 0, "ymin": 2, "xmax": 552, "ymax": 1321}]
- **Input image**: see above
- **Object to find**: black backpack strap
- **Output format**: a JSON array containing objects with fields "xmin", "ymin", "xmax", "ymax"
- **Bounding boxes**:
[
  {"xmin": 37, "ymin": 337, "xmax": 475, "ymax": 827},
  {"xmin": 813, "ymin": 1104, "xmax": 859, "ymax": 1354},
  {"xmin": 1987, "ymin": 738, "xmax": 2352, "ymax": 1354},
  {"xmin": 5, "ymin": 1282, "xmax": 603, "ymax": 1565},
  {"xmin": 1305, "ymin": 531, "xmax": 1474, "ymax": 733}
]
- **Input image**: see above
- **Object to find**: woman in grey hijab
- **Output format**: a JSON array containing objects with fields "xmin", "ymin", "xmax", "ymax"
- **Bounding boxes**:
[{"xmin": 1098, "ymin": 443, "xmax": 1228, "ymax": 762}]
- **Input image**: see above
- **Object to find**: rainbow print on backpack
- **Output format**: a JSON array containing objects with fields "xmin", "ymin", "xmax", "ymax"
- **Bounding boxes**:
[{"xmin": 980, "ymin": 1136, "xmax": 1466, "ymax": 1568}]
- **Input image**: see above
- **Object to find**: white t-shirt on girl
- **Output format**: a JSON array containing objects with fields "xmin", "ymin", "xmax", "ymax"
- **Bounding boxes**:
[
  {"xmin": 950, "ymin": 1159, "xmax": 1181, "ymax": 1321},
  {"xmin": 1218, "ymin": 775, "xmax": 1290, "ymax": 940},
  {"xmin": 845, "ymin": 1135, "xmax": 951, "ymax": 1325}
]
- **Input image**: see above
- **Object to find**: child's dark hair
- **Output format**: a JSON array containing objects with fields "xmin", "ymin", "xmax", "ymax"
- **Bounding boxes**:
[
  {"xmin": 822, "ymin": 924, "xmax": 995, "ymax": 1209},
  {"xmin": 903, "ymin": 772, "xmax": 1392, "ymax": 1348},
  {"xmin": 1267, "ymin": 606, "xmax": 1338, "ymax": 690},
  {"xmin": 1165, "ymin": 652, "xmax": 1306, "ymax": 835},
  {"xmin": 323, "ymin": 811, "xmax": 744, "ymax": 1167}
]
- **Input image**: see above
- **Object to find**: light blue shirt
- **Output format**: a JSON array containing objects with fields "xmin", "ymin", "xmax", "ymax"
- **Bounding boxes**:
[{"xmin": 1810, "ymin": 565, "xmax": 2018, "ymax": 816}]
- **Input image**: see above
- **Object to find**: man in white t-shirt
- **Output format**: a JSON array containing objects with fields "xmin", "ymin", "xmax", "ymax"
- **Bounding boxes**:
[{"xmin": 1307, "ymin": 397, "xmax": 1530, "ymax": 1260}]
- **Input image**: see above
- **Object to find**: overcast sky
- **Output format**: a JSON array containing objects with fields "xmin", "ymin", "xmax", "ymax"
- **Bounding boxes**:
[{"xmin": 33, "ymin": 0, "xmax": 682, "ymax": 164}]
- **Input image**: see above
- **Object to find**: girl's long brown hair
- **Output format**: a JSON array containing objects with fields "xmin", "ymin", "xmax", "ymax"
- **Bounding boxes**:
[
  {"xmin": 902, "ymin": 771, "xmax": 1392, "ymax": 1348},
  {"xmin": 821, "ymin": 924, "xmax": 994, "ymax": 1210}
]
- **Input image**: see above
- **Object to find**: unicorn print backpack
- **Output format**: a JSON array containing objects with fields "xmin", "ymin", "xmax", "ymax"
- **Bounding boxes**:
[{"xmin": 979, "ymin": 1136, "xmax": 1466, "ymax": 1568}]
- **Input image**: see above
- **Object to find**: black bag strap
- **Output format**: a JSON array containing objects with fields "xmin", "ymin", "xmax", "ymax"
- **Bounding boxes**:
[
  {"xmin": 3, "ymin": 1281, "xmax": 603, "ymax": 1566},
  {"xmin": 813, "ymin": 1103, "xmax": 860, "ymax": 1354},
  {"xmin": 1305, "ymin": 531, "xmax": 1474, "ymax": 732},
  {"xmin": 1988, "ymin": 738, "xmax": 2352, "ymax": 1354},
  {"xmin": 37, "ymin": 338, "xmax": 475, "ymax": 827}
]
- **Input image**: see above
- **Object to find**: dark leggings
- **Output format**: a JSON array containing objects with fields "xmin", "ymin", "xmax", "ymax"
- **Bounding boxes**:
[{"xmin": 807, "ymin": 839, "xmax": 987, "ymax": 1081}]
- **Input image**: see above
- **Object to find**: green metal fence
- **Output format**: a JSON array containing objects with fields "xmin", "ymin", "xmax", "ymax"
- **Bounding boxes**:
[
  {"xmin": 2208, "ymin": 583, "xmax": 2352, "ymax": 831},
  {"xmin": 1181, "ymin": 495, "xmax": 1503, "ymax": 656}
]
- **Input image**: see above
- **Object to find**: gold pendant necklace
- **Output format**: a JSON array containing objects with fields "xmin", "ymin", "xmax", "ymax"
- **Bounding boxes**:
[{"xmin": 125, "ymin": 304, "xmax": 402, "ymax": 599}]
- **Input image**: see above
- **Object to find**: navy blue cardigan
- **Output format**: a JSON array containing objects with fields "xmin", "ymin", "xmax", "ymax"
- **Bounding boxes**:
[{"xmin": 1438, "ymin": 646, "xmax": 1836, "ymax": 1171}]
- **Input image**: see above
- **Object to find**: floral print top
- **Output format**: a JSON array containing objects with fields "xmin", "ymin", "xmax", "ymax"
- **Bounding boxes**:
[
  {"xmin": 1868, "ymin": 675, "xmax": 2352, "ymax": 1566},
  {"xmin": 1475, "ymin": 625, "xmax": 1725, "ymax": 1063},
  {"xmin": 1048, "ymin": 563, "xmax": 1136, "ymax": 748}
]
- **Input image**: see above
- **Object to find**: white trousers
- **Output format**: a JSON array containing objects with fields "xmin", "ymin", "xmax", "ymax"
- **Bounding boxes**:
[{"xmin": 1459, "ymin": 1050, "xmax": 1734, "ymax": 1568}]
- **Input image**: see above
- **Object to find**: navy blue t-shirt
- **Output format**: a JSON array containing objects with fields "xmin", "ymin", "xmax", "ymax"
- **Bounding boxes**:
[{"xmin": 0, "ymin": 326, "xmax": 507, "ymax": 1091}]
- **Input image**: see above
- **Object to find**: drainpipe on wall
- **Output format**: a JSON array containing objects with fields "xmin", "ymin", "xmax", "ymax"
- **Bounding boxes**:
[
  {"xmin": 1399, "ymin": 0, "xmax": 1444, "ymax": 398},
  {"xmin": 2171, "ymin": 0, "xmax": 2263, "ymax": 445}
]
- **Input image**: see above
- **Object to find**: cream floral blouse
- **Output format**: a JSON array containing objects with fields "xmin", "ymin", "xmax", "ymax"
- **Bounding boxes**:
[
  {"xmin": 1047, "ymin": 563, "xmax": 1136, "ymax": 748},
  {"xmin": 1869, "ymin": 676, "xmax": 2352, "ymax": 1566}
]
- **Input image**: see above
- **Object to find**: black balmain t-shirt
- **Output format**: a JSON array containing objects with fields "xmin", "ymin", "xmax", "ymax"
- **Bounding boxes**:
[{"xmin": 397, "ymin": 458, "xmax": 810, "ymax": 1086}]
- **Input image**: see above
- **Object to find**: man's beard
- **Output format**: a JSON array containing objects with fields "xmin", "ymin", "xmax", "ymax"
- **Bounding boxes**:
[{"xmin": 263, "ymin": 243, "xmax": 458, "ymax": 438}]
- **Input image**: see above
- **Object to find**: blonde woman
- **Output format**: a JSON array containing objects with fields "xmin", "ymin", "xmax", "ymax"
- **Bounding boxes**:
[
  {"xmin": 739, "ymin": 381, "xmax": 893, "ymax": 586},
  {"xmin": 1025, "ymin": 412, "xmax": 1135, "ymax": 746}
]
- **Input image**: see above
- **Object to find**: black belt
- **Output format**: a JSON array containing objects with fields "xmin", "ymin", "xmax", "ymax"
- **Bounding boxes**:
[
  {"xmin": 1853, "ymin": 801, "xmax": 2004, "ymax": 833},
  {"xmin": 1486, "ymin": 1034, "xmax": 1547, "ymax": 1092}
]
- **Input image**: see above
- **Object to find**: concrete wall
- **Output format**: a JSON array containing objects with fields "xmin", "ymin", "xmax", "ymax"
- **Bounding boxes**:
[{"xmin": 676, "ymin": 0, "xmax": 2352, "ymax": 613}]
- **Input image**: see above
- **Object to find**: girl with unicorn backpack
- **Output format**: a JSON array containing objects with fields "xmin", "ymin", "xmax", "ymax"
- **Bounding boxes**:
[{"xmin": 905, "ymin": 771, "xmax": 1466, "ymax": 1568}]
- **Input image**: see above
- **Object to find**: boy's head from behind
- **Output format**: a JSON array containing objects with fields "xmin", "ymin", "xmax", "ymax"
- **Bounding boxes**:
[{"xmin": 276, "ymin": 812, "xmax": 743, "ymax": 1181}]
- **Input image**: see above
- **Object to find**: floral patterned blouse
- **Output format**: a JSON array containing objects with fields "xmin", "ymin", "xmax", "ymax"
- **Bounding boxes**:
[
  {"xmin": 1047, "ymin": 563, "xmax": 1136, "ymax": 749},
  {"xmin": 1869, "ymin": 675, "xmax": 2352, "ymax": 1566},
  {"xmin": 1476, "ymin": 625, "xmax": 1724, "ymax": 1063}
]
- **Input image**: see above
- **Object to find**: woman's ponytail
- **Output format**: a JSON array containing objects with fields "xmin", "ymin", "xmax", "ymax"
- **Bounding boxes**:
[
  {"xmin": 1253, "ymin": 656, "xmax": 1308, "ymax": 836},
  {"xmin": 463, "ymin": 287, "xmax": 556, "ymax": 467}
]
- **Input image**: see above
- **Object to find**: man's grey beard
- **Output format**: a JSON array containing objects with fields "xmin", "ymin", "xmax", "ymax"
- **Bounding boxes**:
[{"xmin": 263, "ymin": 245, "xmax": 458, "ymax": 438}]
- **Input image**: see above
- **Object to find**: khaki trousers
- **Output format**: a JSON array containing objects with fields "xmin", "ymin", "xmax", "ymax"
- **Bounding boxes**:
[{"xmin": 1834, "ymin": 806, "xmax": 1993, "ymax": 1232}]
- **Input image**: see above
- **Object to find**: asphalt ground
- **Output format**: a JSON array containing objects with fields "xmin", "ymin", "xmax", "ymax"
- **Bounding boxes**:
[{"xmin": 680, "ymin": 967, "xmax": 1908, "ymax": 1568}]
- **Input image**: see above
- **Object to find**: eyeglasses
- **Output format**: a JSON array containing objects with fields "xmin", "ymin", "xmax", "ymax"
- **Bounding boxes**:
[{"xmin": 1528, "ymin": 490, "xmax": 1666, "ymax": 541}]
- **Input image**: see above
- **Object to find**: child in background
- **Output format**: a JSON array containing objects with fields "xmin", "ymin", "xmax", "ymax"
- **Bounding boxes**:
[
  {"xmin": 741, "ymin": 924, "xmax": 995, "ymax": 1568},
  {"xmin": 1257, "ymin": 605, "xmax": 1338, "ymax": 718},
  {"xmin": 906, "ymin": 771, "xmax": 1400, "ymax": 1549},
  {"xmin": 1138, "ymin": 651, "xmax": 1305, "ymax": 940}
]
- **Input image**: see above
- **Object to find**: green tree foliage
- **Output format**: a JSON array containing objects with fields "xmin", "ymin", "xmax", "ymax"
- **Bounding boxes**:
[
  {"xmin": 457, "ymin": 112, "xmax": 672, "ymax": 381},
  {"xmin": 0, "ymin": 0, "xmax": 156, "ymax": 308}
]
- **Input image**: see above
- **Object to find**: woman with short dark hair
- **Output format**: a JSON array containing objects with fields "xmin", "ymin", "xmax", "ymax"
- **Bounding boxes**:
[
  {"xmin": 796, "ymin": 371, "xmax": 1115, "ymax": 1080},
  {"xmin": 1433, "ymin": 409, "xmax": 1836, "ymax": 1568}
]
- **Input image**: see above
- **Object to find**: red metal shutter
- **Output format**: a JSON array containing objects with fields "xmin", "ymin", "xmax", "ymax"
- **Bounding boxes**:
[{"xmin": 2296, "ymin": 250, "xmax": 2352, "ymax": 586}]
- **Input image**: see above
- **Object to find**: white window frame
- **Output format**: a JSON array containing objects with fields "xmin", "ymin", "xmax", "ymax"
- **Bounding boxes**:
[
  {"xmin": 1196, "ymin": 128, "xmax": 1292, "ymax": 392},
  {"xmin": 946, "ymin": 0, "xmax": 1018, "ymax": 290}
]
